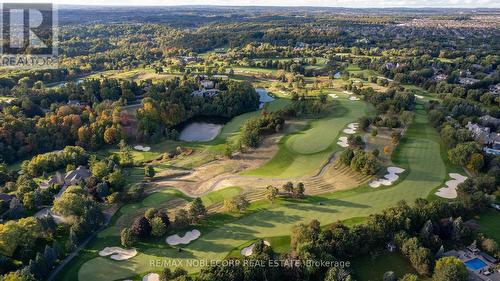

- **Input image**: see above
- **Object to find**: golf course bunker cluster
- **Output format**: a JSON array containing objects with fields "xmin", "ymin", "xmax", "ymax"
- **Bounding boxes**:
[
  {"xmin": 241, "ymin": 240, "xmax": 271, "ymax": 257},
  {"xmin": 142, "ymin": 273, "xmax": 160, "ymax": 281},
  {"xmin": 343, "ymin": 123, "xmax": 359, "ymax": 134},
  {"xmin": 166, "ymin": 229, "xmax": 201, "ymax": 245},
  {"xmin": 337, "ymin": 136, "xmax": 349, "ymax": 148},
  {"xmin": 369, "ymin": 167, "xmax": 406, "ymax": 188},
  {"xmin": 134, "ymin": 145, "xmax": 151, "ymax": 152},
  {"xmin": 98, "ymin": 247, "xmax": 137, "ymax": 261},
  {"xmin": 435, "ymin": 173, "xmax": 468, "ymax": 199}
]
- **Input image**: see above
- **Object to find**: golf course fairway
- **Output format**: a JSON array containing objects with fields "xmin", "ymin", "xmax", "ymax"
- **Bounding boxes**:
[{"xmin": 72, "ymin": 100, "xmax": 447, "ymax": 281}]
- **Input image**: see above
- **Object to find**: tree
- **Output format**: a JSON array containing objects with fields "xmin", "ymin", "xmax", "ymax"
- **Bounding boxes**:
[
  {"xmin": 145, "ymin": 165, "xmax": 155, "ymax": 179},
  {"xmin": 145, "ymin": 208, "xmax": 158, "ymax": 220},
  {"xmin": 150, "ymin": 217, "xmax": 167, "ymax": 237},
  {"xmin": 293, "ymin": 182, "xmax": 305, "ymax": 198},
  {"xmin": 391, "ymin": 131, "xmax": 401, "ymax": 145},
  {"xmin": 265, "ymin": 185, "xmax": 279, "ymax": 202},
  {"xmin": 384, "ymin": 146, "xmax": 392, "ymax": 155},
  {"xmin": 339, "ymin": 148, "xmax": 355, "ymax": 165},
  {"xmin": 130, "ymin": 217, "xmax": 151, "ymax": 239},
  {"xmin": 223, "ymin": 195, "xmax": 250, "ymax": 212},
  {"xmin": 53, "ymin": 191, "xmax": 97, "ymax": 217},
  {"xmin": 282, "ymin": 182, "xmax": 294, "ymax": 194},
  {"xmin": 480, "ymin": 238, "xmax": 498, "ymax": 254},
  {"xmin": 119, "ymin": 139, "xmax": 133, "ymax": 166},
  {"xmin": 188, "ymin": 198, "xmax": 207, "ymax": 222},
  {"xmin": 90, "ymin": 160, "xmax": 109, "ymax": 178},
  {"xmin": 324, "ymin": 266, "xmax": 352, "ymax": 281},
  {"xmin": 173, "ymin": 209, "xmax": 190, "ymax": 228},
  {"xmin": 433, "ymin": 256, "xmax": 468, "ymax": 281},
  {"xmin": 120, "ymin": 228, "xmax": 137, "ymax": 247}
]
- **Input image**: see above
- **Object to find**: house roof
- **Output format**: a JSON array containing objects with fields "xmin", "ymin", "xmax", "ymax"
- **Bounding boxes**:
[
  {"xmin": 0, "ymin": 193, "xmax": 14, "ymax": 202},
  {"xmin": 64, "ymin": 166, "xmax": 91, "ymax": 183}
]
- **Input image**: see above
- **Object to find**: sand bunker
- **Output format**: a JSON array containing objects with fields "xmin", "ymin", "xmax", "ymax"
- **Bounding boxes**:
[
  {"xmin": 337, "ymin": 136, "xmax": 349, "ymax": 148},
  {"xmin": 328, "ymin": 93, "xmax": 339, "ymax": 99},
  {"xmin": 343, "ymin": 90, "xmax": 353, "ymax": 95},
  {"xmin": 343, "ymin": 123, "xmax": 359, "ymax": 134},
  {"xmin": 415, "ymin": 94, "xmax": 424, "ymax": 99},
  {"xmin": 98, "ymin": 247, "xmax": 137, "ymax": 261},
  {"xmin": 142, "ymin": 273, "xmax": 160, "ymax": 281},
  {"xmin": 166, "ymin": 229, "xmax": 201, "ymax": 246},
  {"xmin": 435, "ymin": 173, "xmax": 468, "ymax": 199},
  {"xmin": 369, "ymin": 167, "xmax": 405, "ymax": 188},
  {"xmin": 349, "ymin": 96, "xmax": 360, "ymax": 101},
  {"xmin": 241, "ymin": 240, "xmax": 271, "ymax": 257},
  {"xmin": 134, "ymin": 145, "xmax": 151, "ymax": 152}
]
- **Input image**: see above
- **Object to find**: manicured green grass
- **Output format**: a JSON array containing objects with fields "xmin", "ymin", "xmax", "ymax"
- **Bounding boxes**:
[
  {"xmin": 72, "ymin": 100, "xmax": 448, "ymax": 280},
  {"xmin": 351, "ymin": 252, "xmax": 420, "ymax": 281},
  {"xmin": 475, "ymin": 210, "xmax": 500, "ymax": 243},
  {"xmin": 286, "ymin": 108, "xmax": 349, "ymax": 155},
  {"xmin": 243, "ymin": 98, "xmax": 372, "ymax": 177},
  {"xmin": 201, "ymin": 186, "xmax": 243, "ymax": 208},
  {"xmin": 56, "ymin": 189, "xmax": 191, "ymax": 281}
]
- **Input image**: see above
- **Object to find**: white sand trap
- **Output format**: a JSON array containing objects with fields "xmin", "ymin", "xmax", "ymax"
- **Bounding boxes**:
[
  {"xmin": 369, "ymin": 166, "xmax": 406, "ymax": 188},
  {"xmin": 343, "ymin": 123, "xmax": 359, "ymax": 134},
  {"xmin": 343, "ymin": 90, "xmax": 353, "ymax": 95},
  {"xmin": 166, "ymin": 229, "xmax": 201, "ymax": 246},
  {"xmin": 349, "ymin": 96, "xmax": 360, "ymax": 101},
  {"xmin": 142, "ymin": 273, "xmax": 160, "ymax": 281},
  {"xmin": 337, "ymin": 136, "xmax": 349, "ymax": 148},
  {"xmin": 241, "ymin": 240, "xmax": 271, "ymax": 257},
  {"xmin": 415, "ymin": 94, "xmax": 424, "ymax": 99},
  {"xmin": 435, "ymin": 173, "xmax": 468, "ymax": 199},
  {"xmin": 99, "ymin": 247, "xmax": 137, "ymax": 261},
  {"xmin": 328, "ymin": 93, "xmax": 339, "ymax": 99},
  {"xmin": 134, "ymin": 145, "xmax": 151, "ymax": 152}
]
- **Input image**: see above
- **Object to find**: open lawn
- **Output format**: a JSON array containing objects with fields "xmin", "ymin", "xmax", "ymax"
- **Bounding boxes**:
[
  {"xmin": 475, "ymin": 210, "xmax": 500, "ymax": 243},
  {"xmin": 243, "ymin": 98, "xmax": 372, "ymax": 177},
  {"xmin": 351, "ymin": 252, "xmax": 422, "ymax": 281}
]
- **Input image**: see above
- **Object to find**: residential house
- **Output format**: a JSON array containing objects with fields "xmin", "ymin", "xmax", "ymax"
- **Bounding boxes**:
[
  {"xmin": 459, "ymin": 77, "xmax": 479, "ymax": 85},
  {"xmin": 40, "ymin": 166, "xmax": 91, "ymax": 189},
  {"xmin": 200, "ymin": 80, "xmax": 215, "ymax": 89},
  {"xmin": 0, "ymin": 193, "xmax": 15, "ymax": 204},
  {"xmin": 466, "ymin": 122, "xmax": 492, "ymax": 143},
  {"xmin": 489, "ymin": 83, "xmax": 500, "ymax": 95},
  {"xmin": 191, "ymin": 89, "xmax": 220, "ymax": 98},
  {"xmin": 480, "ymin": 115, "xmax": 500, "ymax": 130}
]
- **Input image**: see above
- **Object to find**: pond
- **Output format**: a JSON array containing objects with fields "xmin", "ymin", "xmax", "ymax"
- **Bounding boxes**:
[
  {"xmin": 256, "ymin": 88, "xmax": 274, "ymax": 108},
  {"xmin": 178, "ymin": 121, "xmax": 224, "ymax": 142}
]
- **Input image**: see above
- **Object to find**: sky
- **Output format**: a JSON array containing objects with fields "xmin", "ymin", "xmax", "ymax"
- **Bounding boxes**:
[{"xmin": 2, "ymin": 0, "xmax": 499, "ymax": 8}]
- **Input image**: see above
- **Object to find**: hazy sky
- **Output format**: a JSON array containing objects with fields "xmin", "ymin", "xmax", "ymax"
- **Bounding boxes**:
[{"xmin": 3, "ymin": 0, "xmax": 499, "ymax": 8}]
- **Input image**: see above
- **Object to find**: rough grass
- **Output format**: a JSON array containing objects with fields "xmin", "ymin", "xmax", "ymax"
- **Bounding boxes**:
[{"xmin": 201, "ymin": 186, "xmax": 243, "ymax": 208}]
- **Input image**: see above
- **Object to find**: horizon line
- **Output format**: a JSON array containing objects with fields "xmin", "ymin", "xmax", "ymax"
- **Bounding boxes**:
[{"xmin": 52, "ymin": 4, "xmax": 500, "ymax": 9}]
